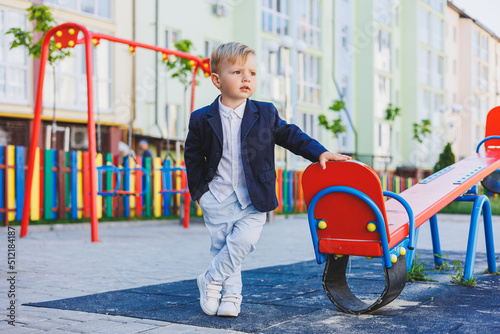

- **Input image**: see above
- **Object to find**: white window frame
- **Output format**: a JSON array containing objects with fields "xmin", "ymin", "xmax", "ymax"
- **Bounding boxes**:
[
  {"xmin": 45, "ymin": 0, "xmax": 112, "ymax": 20},
  {"xmin": 298, "ymin": 0, "xmax": 321, "ymax": 48},
  {"xmin": 166, "ymin": 28, "xmax": 180, "ymax": 49},
  {"xmin": 261, "ymin": 0, "xmax": 289, "ymax": 37},
  {"xmin": 43, "ymin": 41, "xmax": 113, "ymax": 113},
  {"xmin": 0, "ymin": 7, "xmax": 29, "ymax": 105},
  {"xmin": 298, "ymin": 53, "xmax": 321, "ymax": 105}
]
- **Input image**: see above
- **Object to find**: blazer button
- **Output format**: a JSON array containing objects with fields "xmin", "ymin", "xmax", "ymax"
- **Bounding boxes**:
[{"xmin": 216, "ymin": 152, "xmax": 221, "ymax": 157}]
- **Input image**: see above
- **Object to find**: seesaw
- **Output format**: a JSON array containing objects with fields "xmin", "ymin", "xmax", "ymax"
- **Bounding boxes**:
[{"xmin": 302, "ymin": 106, "xmax": 500, "ymax": 314}]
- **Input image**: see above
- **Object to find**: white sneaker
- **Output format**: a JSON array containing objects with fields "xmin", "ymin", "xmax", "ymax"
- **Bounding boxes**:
[
  {"xmin": 197, "ymin": 273, "xmax": 222, "ymax": 316},
  {"xmin": 217, "ymin": 294, "xmax": 242, "ymax": 317}
]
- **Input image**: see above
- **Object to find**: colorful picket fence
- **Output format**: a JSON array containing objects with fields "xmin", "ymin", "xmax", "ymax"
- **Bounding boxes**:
[
  {"xmin": 1, "ymin": 145, "xmax": 436, "ymax": 225},
  {"xmin": 0, "ymin": 146, "xmax": 189, "ymax": 225}
]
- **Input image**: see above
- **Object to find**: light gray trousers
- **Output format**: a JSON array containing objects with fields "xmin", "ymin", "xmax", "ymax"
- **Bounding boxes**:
[{"xmin": 199, "ymin": 190, "xmax": 267, "ymax": 295}]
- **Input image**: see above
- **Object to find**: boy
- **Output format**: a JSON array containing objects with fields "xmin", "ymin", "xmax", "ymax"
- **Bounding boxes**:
[{"xmin": 184, "ymin": 42, "xmax": 350, "ymax": 317}]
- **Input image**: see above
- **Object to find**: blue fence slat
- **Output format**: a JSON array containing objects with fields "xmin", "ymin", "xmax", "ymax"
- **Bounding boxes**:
[
  {"xmin": 15, "ymin": 146, "xmax": 25, "ymax": 221},
  {"xmin": 52, "ymin": 150, "xmax": 57, "ymax": 219},
  {"xmin": 162, "ymin": 159, "xmax": 171, "ymax": 216},
  {"xmin": 123, "ymin": 156, "xmax": 130, "ymax": 217},
  {"xmin": 70, "ymin": 151, "xmax": 78, "ymax": 219}
]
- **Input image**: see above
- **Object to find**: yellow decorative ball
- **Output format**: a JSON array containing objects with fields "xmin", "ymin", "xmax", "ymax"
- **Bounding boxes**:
[
  {"xmin": 68, "ymin": 40, "xmax": 75, "ymax": 47},
  {"xmin": 68, "ymin": 28, "xmax": 75, "ymax": 35},
  {"xmin": 92, "ymin": 38, "xmax": 98, "ymax": 45},
  {"xmin": 162, "ymin": 53, "xmax": 168, "ymax": 59},
  {"xmin": 400, "ymin": 247, "xmax": 406, "ymax": 256},
  {"xmin": 366, "ymin": 257, "xmax": 373, "ymax": 260},
  {"xmin": 367, "ymin": 223, "xmax": 376, "ymax": 232},
  {"xmin": 317, "ymin": 220, "xmax": 327, "ymax": 230},
  {"xmin": 55, "ymin": 42, "xmax": 62, "ymax": 49},
  {"xmin": 189, "ymin": 60, "xmax": 196, "ymax": 67},
  {"xmin": 56, "ymin": 30, "xmax": 63, "ymax": 37},
  {"xmin": 204, "ymin": 72, "xmax": 210, "ymax": 77},
  {"xmin": 391, "ymin": 254, "xmax": 398, "ymax": 263},
  {"xmin": 336, "ymin": 254, "xmax": 343, "ymax": 258},
  {"xmin": 129, "ymin": 45, "xmax": 134, "ymax": 52}
]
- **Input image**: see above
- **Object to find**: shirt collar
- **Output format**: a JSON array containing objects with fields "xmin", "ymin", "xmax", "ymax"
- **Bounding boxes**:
[{"xmin": 218, "ymin": 96, "xmax": 246, "ymax": 119}]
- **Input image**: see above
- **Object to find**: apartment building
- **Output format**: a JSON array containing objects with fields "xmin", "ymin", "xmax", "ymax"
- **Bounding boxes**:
[
  {"xmin": 134, "ymin": 0, "xmax": 338, "ymax": 169},
  {"xmin": 0, "ymin": 0, "xmax": 133, "ymax": 155},
  {"xmin": 447, "ymin": 1, "xmax": 500, "ymax": 159}
]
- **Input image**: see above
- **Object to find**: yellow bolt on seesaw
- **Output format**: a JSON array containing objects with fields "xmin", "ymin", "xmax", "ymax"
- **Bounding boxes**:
[
  {"xmin": 317, "ymin": 220, "xmax": 327, "ymax": 230},
  {"xmin": 367, "ymin": 222, "xmax": 376, "ymax": 232}
]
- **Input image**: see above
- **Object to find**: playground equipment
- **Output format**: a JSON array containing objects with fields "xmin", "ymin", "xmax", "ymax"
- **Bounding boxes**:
[
  {"xmin": 20, "ymin": 23, "xmax": 210, "ymax": 241},
  {"xmin": 303, "ymin": 106, "xmax": 500, "ymax": 314}
]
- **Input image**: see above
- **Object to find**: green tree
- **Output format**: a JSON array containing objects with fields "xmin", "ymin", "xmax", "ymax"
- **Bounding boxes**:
[
  {"xmin": 7, "ymin": 5, "xmax": 70, "ymax": 64},
  {"xmin": 7, "ymin": 5, "xmax": 71, "ymax": 149},
  {"xmin": 433, "ymin": 142, "xmax": 455, "ymax": 172},
  {"xmin": 412, "ymin": 119, "xmax": 432, "ymax": 143},
  {"xmin": 318, "ymin": 99, "xmax": 346, "ymax": 139}
]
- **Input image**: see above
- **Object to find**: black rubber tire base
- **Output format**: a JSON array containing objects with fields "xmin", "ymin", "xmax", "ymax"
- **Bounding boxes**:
[{"xmin": 322, "ymin": 254, "xmax": 407, "ymax": 314}]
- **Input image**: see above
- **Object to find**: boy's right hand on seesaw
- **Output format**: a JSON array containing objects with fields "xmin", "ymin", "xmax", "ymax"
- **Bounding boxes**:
[{"xmin": 319, "ymin": 152, "xmax": 351, "ymax": 170}]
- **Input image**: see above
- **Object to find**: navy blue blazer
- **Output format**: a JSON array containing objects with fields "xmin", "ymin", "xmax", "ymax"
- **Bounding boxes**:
[{"xmin": 184, "ymin": 96, "xmax": 327, "ymax": 212}]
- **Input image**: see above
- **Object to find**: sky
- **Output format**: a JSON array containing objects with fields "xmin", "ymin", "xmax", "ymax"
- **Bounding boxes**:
[{"xmin": 452, "ymin": 0, "xmax": 500, "ymax": 37}]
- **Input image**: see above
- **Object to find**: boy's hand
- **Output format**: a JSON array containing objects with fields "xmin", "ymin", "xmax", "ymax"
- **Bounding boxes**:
[{"xmin": 319, "ymin": 152, "xmax": 351, "ymax": 169}]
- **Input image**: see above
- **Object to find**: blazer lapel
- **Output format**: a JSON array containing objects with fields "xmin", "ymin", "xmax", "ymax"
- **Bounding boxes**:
[
  {"xmin": 207, "ymin": 96, "xmax": 223, "ymax": 145},
  {"xmin": 241, "ymin": 99, "xmax": 259, "ymax": 143}
]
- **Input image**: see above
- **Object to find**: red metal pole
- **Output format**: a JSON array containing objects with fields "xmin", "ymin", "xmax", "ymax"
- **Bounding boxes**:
[
  {"xmin": 20, "ymin": 27, "xmax": 52, "ymax": 237},
  {"xmin": 190, "ymin": 66, "xmax": 198, "ymax": 113},
  {"xmin": 82, "ymin": 26, "xmax": 99, "ymax": 242}
]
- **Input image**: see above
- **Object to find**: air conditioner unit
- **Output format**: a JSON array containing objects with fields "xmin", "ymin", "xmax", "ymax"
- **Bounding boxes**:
[
  {"xmin": 71, "ymin": 127, "xmax": 88, "ymax": 149},
  {"xmin": 212, "ymin": 3, "xmax": 227, "ymax": 17}
]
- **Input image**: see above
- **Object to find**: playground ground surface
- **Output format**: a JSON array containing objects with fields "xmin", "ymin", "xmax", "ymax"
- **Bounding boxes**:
[{"xmin": 1, "ymin": 213, "xmax": 499, "ymax": 333}]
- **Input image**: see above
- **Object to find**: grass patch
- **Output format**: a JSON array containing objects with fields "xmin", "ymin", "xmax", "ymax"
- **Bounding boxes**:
[{"xmin": 407, "ymin": 253, "xmax": 436, "ymax": 282}]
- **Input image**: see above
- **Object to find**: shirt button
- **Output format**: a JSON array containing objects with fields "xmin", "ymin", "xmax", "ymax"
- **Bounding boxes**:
[{"xmin": 234, "ymin": 183, "xmax": 238, "ymax": 187}]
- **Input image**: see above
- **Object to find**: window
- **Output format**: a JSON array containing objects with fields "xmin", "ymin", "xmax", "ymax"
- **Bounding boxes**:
[
  {"xmin": 375, "ymin": 75, "xmax": 391, "ymax": 118},
  {"xmin": 432, "ymin": 0, "xmax": 443, "ymax": 13},
  {"xmin": 418, "ymin": 48, "xmax": 430, "ymax": 85},
  {"xmin": 298, "ymin": 0, "xmax": 320, "ymax": 48},
  {"xmin": 341, "ymin": 75, "xmax": 348, "ymax": 98},
  {"xmin": 261, "ymin": 0, "xmax": 289, "ymax": 37},
  {"xmin": 0, "ymin": 8, "xmax": 28, "ymax": 104},
  {"xmin": 204, "ymin": 40, "xmax": 220, "ymax": 58},
  {"xmin": 43, "ymin": 41, "xmax": 112, "ymax": 112},
  {"xmin": 431, "ymin": 16, "xmax": 443, "ymax": 51},
  {"xmin": 374, "ymin": 0, "xmax": 391, "ymax": 26},
  {"xmin": 453, "ymin": 59, "xmax": 456, "ymax": 75},
  {"xmin": 298, "ymin": 54, "xmax": 320, "ymax": 104},
  {"xmin": 432, "ymin": 54, "xmax": 444, "ymax": 89},
  {"xmin": 453, "ymin": 26, "xmax": 457, "ymax": 42},
  {"xmin": 45, "ymin": 0, "xmax": 111, "ymax": 19},
  {"xmin": 419, "ymin": 89, "xmax": 431, "ymax": 117},
  {"xmin": 481, "ymin": 64, "xmax": 489, "ymax": 92},
  {"xmin": 375, "ymin": 29, "xmax": 391, "ymax": 72},
  {"xmin": 301, "ymin": 112, "xmax": 319, "ymax": 141},
  {"xmin": 472, "ymin": 61, "xmax": 480, "ymax": 89},
  {"xmin": 481, "ymin": 34, "xmax": 488, "ymax": 61},
  {"xmin": 419, "ymin": 8, "xmax": 430, "ymax": 45},
  {"xmin": 341, "ymin": 26, "xmax": 348, "ymax": 50},
  {"xmin": 165, "ymin": 29, "xmax": 179, "ymax": 49},
  {"xmin": 165, "ymin": 104, "xmax": 181, "ymax": 139},
  {"xmin": 473, "ymin": 30, "xmax": 480, "ymax": 57}
]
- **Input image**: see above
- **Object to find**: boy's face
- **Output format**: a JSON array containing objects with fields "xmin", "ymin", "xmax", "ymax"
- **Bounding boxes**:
[{"xmin": 211, "ymin": 54, "xmax": 257, "ymax": 109}]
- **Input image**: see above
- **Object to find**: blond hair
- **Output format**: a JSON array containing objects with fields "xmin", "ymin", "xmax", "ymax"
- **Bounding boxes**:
[{"xmin": 210, "ymin": 42, "xmax": 255, "ymax": 74}]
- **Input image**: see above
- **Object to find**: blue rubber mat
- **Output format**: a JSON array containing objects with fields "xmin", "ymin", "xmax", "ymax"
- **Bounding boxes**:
[{"xmin": 26, "ymin": 250, "xmax": 500, "ymax": 333}]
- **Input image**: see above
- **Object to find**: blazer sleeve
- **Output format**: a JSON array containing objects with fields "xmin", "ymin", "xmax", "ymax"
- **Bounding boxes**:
[
  {"xmin": 184, "ymin": 112, "xmax": 207, "ymax": 201},
  {"xmin": 272, "ymin": 105, "xmax": 328, "ymax": 162}
]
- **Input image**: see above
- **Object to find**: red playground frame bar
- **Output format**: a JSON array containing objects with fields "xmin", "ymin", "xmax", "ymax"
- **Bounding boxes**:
[{"xmin": 21, "ymin": 23, "xmax": 210, "ymax": 242}]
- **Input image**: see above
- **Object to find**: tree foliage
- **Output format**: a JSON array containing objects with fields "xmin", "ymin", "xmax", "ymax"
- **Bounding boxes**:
[
  {"xmin": 6, "ymin": 5, "xmax": 70, "ymax": 64},
  {"xmin": 412, "ymin": 119, "xmax": 431, "ymax": 143},
  {"xmin": 433, "ymin": 142, "xmax": 455, "ymax": 172},
  {"xmin": 164, "ymin": 39, "xmax": 203, "ymax": 88},
  {"xmin": 318, "ymin": 99, "xmax": 346, "ymax": 139}
]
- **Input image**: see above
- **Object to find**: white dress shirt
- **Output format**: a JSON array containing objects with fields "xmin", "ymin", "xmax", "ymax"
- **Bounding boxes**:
[{"xmin": 208, "ymin": 97, "xmax": 251, "ymax": 209}]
